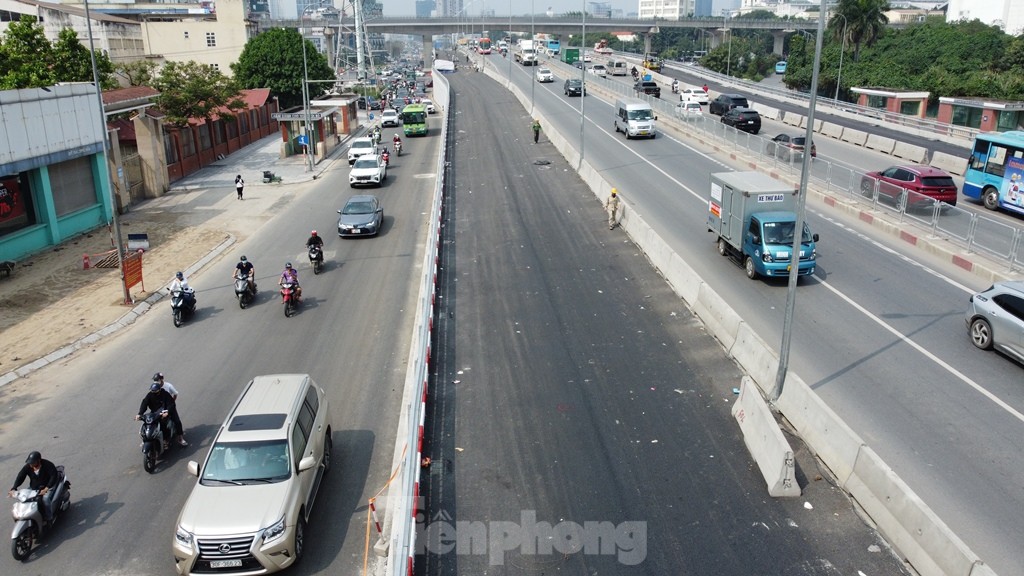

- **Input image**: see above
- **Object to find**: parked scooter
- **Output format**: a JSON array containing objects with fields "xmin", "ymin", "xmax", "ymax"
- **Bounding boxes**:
[
  {"xmin": 10, "ymin": 467, "xmax": 71, "ymax": 561},
  {"xmin": 280, "ymin": 282, "xmax": 300, "ymax": 317},
  {"xmin": 234, "ymin": 276, "xmax": 256, "ymax": 308},
  {"xmin": 170, "ymin": 288, "xmax": 196, "ymax": 327},
  {"xmin": 308, "ymin": 245, "xmax": 324, "ymax": 275},
  {"xmin": 138, "ymin": 409, "xmax": 174, "ymax": 473}
]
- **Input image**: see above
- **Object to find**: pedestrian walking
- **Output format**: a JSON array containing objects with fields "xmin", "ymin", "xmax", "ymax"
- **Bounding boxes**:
[
  {"xmin": 235, "ymin": 174, "xmax": 244, "ymax": 200},
  {"xmin": 605, "ymin": 189, "xmax": 620, "ymax": 230},
  {"xmin": 531, "ymin": 119, "xmax": 541, "ymax": 144}
]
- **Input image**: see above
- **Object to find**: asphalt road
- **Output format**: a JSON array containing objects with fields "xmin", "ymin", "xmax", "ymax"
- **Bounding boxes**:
[
  {"xmin": 417, "ymin": 70, "xmax": 910, "ymax": 574},
  {"xmin": 478, "ymin": 54, "xmax": 1024, "ymax": 575},
  {"xmin": 0, "ymin": 132, "xmax": 440, "ymax": 574}
]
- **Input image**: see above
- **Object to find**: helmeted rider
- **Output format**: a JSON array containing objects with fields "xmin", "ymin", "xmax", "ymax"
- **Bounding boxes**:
[
  {"xmin": 136, "ymin": 383, "xmax": 175, "ymax": 450},
  {"xmin": 631, "ymin": 66, "xmax": 639, "ymax": 79},
  {"xmin": 306, "ymin": 230, "xmax": 324, "ymax": 250},
  {"xmin": 169, "ymin": 271, "xmax": 196, "ymax": 307},
  {"xmin": 672, "ymin": 78, "xmax": 679, "ymax": 93},
  {"xmin": 279, "ymin": 262, "xmax": 302, "ymax": 301},
  {"xmin": 9, "ymin": 452, "xmax": 60, "ymax": 527},
  {"xmin": 152, "ymin": 372, "xmax": 188, "ymax": 447},
  {"xmin": 393, "ymin": 134, "xmax": 402, "ymax": 147},
  {"xmin": 233, "ymin": 255, "xmax": 256, "ymax": 294}
]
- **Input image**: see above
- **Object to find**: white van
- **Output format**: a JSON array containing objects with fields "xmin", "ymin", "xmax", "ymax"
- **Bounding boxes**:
[
  {"xmin": 614, "ymin": 97, "xmax": 657, "ymax": 139},
  {"xmin": 608, "ymin": 60, "xmax": 629, "ymax": 76}
]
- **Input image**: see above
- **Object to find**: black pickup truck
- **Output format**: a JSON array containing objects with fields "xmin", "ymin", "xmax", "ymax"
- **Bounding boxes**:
[{"xmin": 633, "ymin": 81, "xmax": 661, "ymax": 98}]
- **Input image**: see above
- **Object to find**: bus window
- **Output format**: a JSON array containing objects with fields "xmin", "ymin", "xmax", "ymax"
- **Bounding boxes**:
[{"xmin": 986, "ymin": 145, "xmax": 1008, "ymax": 177}]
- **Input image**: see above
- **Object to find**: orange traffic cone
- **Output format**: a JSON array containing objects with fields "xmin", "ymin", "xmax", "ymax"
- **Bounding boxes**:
[{"xmin": 83, "ymin": 253, "xmax": 91, "ymax": 269}]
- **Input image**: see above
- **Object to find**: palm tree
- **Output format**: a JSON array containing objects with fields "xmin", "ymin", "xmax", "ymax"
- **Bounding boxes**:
[{"xmin": 832, "ymin": 0, "xmax": 890, "ymax": 61}]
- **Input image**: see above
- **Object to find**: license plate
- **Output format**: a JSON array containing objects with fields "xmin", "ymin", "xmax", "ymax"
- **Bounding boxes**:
[
  {"xmin": 746, "ymin": 120, "xmax": 754, "ymax": 124},
  {"xmin": 210, "ymin": 560, "xmax": 242, "ymax": 568}
]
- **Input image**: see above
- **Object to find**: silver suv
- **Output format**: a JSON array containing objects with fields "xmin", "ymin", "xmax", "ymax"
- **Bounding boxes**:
[
  {"xmin": 172, "ymin": 374, "xmax": 333, "ymax": 575},
  {"xmin": 965, "ymin": 281, "xmax": 1024, "ymax": 364}
]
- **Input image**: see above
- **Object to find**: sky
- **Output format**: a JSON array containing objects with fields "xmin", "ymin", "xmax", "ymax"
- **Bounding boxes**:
[{"xmin": 381, "ymin": 0, "xmax": 640, "ymax": 17}]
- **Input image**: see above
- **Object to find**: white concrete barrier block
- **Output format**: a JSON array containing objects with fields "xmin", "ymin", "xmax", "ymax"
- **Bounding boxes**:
[
  {"xmin": 692, "ymin": 282, "xmax": 742, "ymax": 351},
  {"xmin": 821, "ymin": 122, "xmax": 844, "ymax": 139},
  {"xmin": 931, "ymin": 150, "xmax": 968, "ymax": 176},
  {"xmin": 728, "ymin": 322, "xmax": 778, "ymax": 390},
  {"xmin": 846, "ymin": 447, "xmax": 979, "ymax": 576},
  {"xmin": 812, "ymin": 119, "xmax": 822, "ymax": 133},
  {"xmin": 782, "ymin": 111, "xmax": 802, "ymax": 127},
  {"xmin": 773, "ymin": 372, "xmax": 861, "ymax": 485},
  {"xmin": 731, "ymin": 376, "xmax": 800, "ymax": 498},
  {"xmin": 840, "ymin": 127, "xmax": 868, "ymax": 146},
  {"xmin": 865, "ymin": 133, "xmax": 896, "ymax": 154},
  {"xmin": 892, "ymin": 140, "xmax": 929, "ymax": 163}
]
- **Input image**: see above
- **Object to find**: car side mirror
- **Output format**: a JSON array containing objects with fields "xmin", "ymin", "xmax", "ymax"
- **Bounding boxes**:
[
  {"xmin": 187, "ymin": 461, "xmax": 200, "ymax": 477},
  {"xmin": 337, "ymin": 209, "xmax": 343, "ymax": 214},
  {"xmin": 298, "ymin": 455, "xmax": 316, "ymax": 472},
  {"xmin": 812, "ymin": 233, "xmax": 820, "ymax": 242},
  {"xmin": 654, "ymin": 115, "xmax": 658, "ymax": 121}
]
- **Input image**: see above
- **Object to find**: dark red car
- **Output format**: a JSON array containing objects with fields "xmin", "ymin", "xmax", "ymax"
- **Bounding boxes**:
[{"xmin": 860, "ymin": 165, "xmax": 959, "ymax": 207}]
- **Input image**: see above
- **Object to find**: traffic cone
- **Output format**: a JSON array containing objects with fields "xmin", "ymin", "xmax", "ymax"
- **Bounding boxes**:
[{"xmin": 83, "ymin": 253, "xmax": 91, "ymax": 269}]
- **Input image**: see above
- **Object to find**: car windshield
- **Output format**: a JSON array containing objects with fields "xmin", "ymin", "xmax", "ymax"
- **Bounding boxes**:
[
  {"xmin": 201, "ymin": 440, "xmax": 290, "ymax": 484},
  {"xmin": 628, "ymin": 109, "xmax": 654, "ymax": 120},
  {"xmin": 538, "ymin": 68, "xmax": 550, "ymax": 74},
  {"xmin": 353, "ymin": 157, "xmax": 378, "ymax": 169},
  {"xmin": 352, "ymin": 141, "xmax": 373, "ymax": 150},
  {"xmin": 762, "ymin": 221, "xmax": 813, "ymax": 244},
  {"xmin": 567, "ymin": 80, "xmax": 581, "ymax": 86},
  {"xmin": 343, "ymin": 201, "xmax": 375, "ymax": 215},
  {"xmin": 383, "ymin": 111, "xmax": 397, "ymax": 118}
]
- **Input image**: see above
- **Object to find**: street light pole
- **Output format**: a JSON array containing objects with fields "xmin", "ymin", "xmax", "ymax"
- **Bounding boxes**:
[
  {"xmin": 834, "ymin": 13, "xmax": 848, "ymax": 102},
  {"xmin": 301, "ymin": 38, "xmax": 314, "ymax": 171},
  {"xmin": 530, "ymin": 0, "xmax": 535, "ymax": 112}
]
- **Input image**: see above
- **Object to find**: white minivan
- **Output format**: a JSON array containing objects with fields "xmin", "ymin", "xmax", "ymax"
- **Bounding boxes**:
[{"xmin": 613, "ymin": 97, "xmax": 657, "ymax": 139}]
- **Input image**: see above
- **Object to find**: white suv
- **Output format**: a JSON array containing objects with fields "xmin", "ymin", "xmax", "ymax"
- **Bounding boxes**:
[
  {"xmin": 348, "ymin": 137, "xmax": 376, "ymax": 164},
  {"xmin": 172, "ymin": 374, "xmax": 333, "ymax": 575},
  {"xmin": 381, "ymin": 109, "xmax": 400, "ymax": 127}
]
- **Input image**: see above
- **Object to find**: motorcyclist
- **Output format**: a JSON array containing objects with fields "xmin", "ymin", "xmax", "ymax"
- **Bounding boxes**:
[
  {"xmin": 153, "ymin": 372, "xmax": 188, "ymax": 447},
  {"xmin": 136, "ymin": 383, "xmax": 175, "ymax": 450},
  {"xmin": 279, "ymin": 262, "xmax": 301, "ymax": 301},
  {"xmin": 631, "ymin": 66, "xmax": 639, "ymax": 79},
  {"xmin": 9, "ymin": 452, "xmax": 59, "ymax": 527},
  {"xmin": 371, "ymin": 125, "xmax": 381, "ymax": 145},
  {"xmin": 169, "ymin": 271, "xmax": 196, "ymax": 308},
  {"xmin": 393, "ymin": 134, "xmax": 402, "ymax": 148},
  {"xmin": 672, "ymin": 79, "xmax": 679, "ymax": 93},
  {"xmin": 232, "ymin": 255, "xmax": 256, "ymax": 294},
  {"xmin": 306, "ymin": 230, "xmax": 324, "ymax": 250},
  {"xmin": 381, "ymin": 146, "xmax": 390, "ymax": 165}
]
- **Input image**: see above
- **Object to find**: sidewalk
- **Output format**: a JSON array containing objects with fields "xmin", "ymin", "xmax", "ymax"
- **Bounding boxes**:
[{"xmin": 0, "ymin": 120, "xmax": 369, "ymax": 386}]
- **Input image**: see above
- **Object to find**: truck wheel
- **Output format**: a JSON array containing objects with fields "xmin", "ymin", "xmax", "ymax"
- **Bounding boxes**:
[
  {"xmin": 718, "ymin": 239, "xmax": 728, "ymax": 256},
  {"xmin": 744, "ymin": 257, "xmax": 758, "ymax": 279}
]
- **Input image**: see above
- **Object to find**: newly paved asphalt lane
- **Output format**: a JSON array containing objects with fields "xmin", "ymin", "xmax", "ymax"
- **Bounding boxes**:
[{"xmin": 417, "ymin": 69, "xmax": 910, "ymax": 575}]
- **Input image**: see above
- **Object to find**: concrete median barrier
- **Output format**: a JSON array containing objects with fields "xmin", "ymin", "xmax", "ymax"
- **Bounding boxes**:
[
  {"xmin": 754, "ymin": 104, "xmax": 779, "ymax": 121},
  {"xmin": 865, "ymin": 133, "xmax": 896, "ymax": 155},
  {"xmin": 821, "ymin": 122, "xmax": 844, "ymax": 139},
  {"xmin": 892, "ymin": 140, "xmax": 929, "ymax": 163},
  {"xmin": 930, "ymin": 150, "xmax": 968, "ymax": 176},
  {"xmin": 692, "ymin": 282, "xmax": 742, "ymax": 350},
  {"xmin": 845, "ymin": 447, "xmax": 984, "ymax": 576},
  {"xmin": 782, "ymin": 111, "xmax": 802, "ymax": 127},
  {"xmin": 732, "ymin": 376, "xmax": 800, "ymax": 497},
  {"xmin": 728, "ymin": 322, "xmax": 777, "ymax": 389},
  {"xmin": 840, "ymin": 127, "xmax": 868, "ymax": 147}
]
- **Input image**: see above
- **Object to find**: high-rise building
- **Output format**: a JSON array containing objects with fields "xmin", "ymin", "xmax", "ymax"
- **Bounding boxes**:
[
  {"xmin": 638, "ymin": 0, "xmax": 696, "ymax": 20},
  {"xmin": 587, "ymin": 1, "xmax": 612, "ymax": 18},
  {"xmin": 415, "ymin": 0, "xmax": 434, "ymax": 17},
  {"xmin": 694, "ymin": 0, "xmax": 713, "ymax": 17}
]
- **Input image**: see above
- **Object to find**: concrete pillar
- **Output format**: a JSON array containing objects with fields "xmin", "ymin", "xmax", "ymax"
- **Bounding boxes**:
[
  {"xmin": 133, "ymin": 114, "xmax": 170, "ymax": 197},
  {"xmin": 643, "ymin": 33, "xmax": 652, "ymax": 55},
  {"xmin": 709, "ymin": 29, "xmax": 727, "ymax": 49},
  {"xmin": 422, "ymin": 35, "xmax": 432, "ymax": 66},
  {"xmin": 772, "ymin": 32, "xmax": 787, "ymax": 56}
]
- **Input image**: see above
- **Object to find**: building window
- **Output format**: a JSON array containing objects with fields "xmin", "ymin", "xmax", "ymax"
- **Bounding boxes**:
[
  {"xmin": 996, "ymin": 110, "xmax": 1022, "ymax": 132},
  {"xmin": 211, "ymin": 63, "xmax": 220, "ymax": 71},
  {"xmin": 184, "ymin": 31, "xmax": 189, "ymax": 39},
  {"xmin": 206, "ymin": 32, "xmax": 216, "ymax": 47},
  {"xmin": 49, "ymin": 157, "xmax": 96, "ymax": 216}
]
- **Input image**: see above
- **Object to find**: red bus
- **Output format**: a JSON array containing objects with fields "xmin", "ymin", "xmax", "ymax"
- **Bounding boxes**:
[{"xmin": 478, "ymin": 37, "xmax": 492, "ymax": 54}]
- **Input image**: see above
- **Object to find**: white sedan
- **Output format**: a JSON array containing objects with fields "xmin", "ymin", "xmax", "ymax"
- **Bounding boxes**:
[
  {"xmin": 679, "ymin": 87, "xmax": 710, "ymax": 106},
  {"xmin": 589, "ymin": 64, "xmax": 607, "ymax": 77},
  {"xmin": 535, "ymin": 67, "xmax": 554, "ymax": 82},
  {"xmin": 583, "ymin": 51, "xmax": 593, "ymax": 62},
  {"xmin": 349, "ymin": 153, "xmax": 387, "ymax": 188},
  {"xmin": 421, "ymin": 98, "xmax": 437, "ymax": 113}
]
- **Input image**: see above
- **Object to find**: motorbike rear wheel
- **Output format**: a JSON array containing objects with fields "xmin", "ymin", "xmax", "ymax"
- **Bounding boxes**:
[
  {"xmin": 285, "ymin": 300, "xmax": 294, "ymax": 317},
  {"xmin": 313, "ymin": 260, "xmax": 323, "ymax": 275},
  {"xmin": 12, "ymin": 529, "xmax": 33, "ymax": 561},
  {"xmin": 173, "ymin": 309, "xmax": 182, "ymax": 327}
]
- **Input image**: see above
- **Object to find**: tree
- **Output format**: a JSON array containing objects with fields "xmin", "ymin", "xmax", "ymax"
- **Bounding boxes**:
[
  {"xmin": 118, "ymin": 60, "xmax": 158, "ymax": 86},
  {"xmin": 153, "ymin": 61, "xmax": 246, "ymax": 128},
  {"xmin": 0, "ymin": 15, "xmax": 115, "ymax": 90},
  {"xmin": 832, "ymin": 0, "xmax": 891, "ymax": 61},
  {"xmin": 232, "ymin": 28, "xmax": 335, "ymax": 109}
]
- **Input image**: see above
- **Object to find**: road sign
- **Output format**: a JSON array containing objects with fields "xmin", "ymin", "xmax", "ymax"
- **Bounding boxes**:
[
  {"xmin": 369, "ymin": 112, "xmax": 375, "ymax": 120},
  {"xmin": 296, "ymin": 134, "xmax": 309, "ymax": 146}
]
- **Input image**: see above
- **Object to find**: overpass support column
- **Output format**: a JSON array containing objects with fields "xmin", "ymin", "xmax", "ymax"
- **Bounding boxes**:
[
  {"xmin": 709, "ymin": 29, "xmax": 726, "ymax": 49},
  {"xmin": 422, "ymin": 35, "xmax": 432, "ymax": 67},
  {"xmin": 771, "ymin": 32, "xmax": 787, "ymax": 57},
  {"xmin": 643, "ymin": 34, "xmax": 652, "ymax": 55}
]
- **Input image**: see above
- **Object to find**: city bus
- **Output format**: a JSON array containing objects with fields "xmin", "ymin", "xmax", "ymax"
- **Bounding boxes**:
[
  {"xmin": 963, "ymin": 130, "xmax": 1024, "ymax": 216},
  {"xmin": 478, "ymin": 37, "xmax": 492, "ymax": 54},
  {"xmin": 400, "ymin": 103, "xmax": 428, "ymax": 136}
]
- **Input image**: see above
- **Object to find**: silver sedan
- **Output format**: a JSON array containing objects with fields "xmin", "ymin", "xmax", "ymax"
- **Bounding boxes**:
[{"xmin": 966, "ymin": 281, "xmax": 1024, "ymax": 365}]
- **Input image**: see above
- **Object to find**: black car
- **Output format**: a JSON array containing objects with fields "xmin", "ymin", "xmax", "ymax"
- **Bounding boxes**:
[
  {"xmin": 564, "ymin": 79, "xmax": 586, "ymax": 97},
  {"xmin": 720, "ymin": 107, "xmax": 761, "ymax": 134},
  {"xmin": 710, "ymin": 93, "xmax": 750, "ymax": 115},
  {"xmin": 634, "ymin": 81, "xmax": 661, "ymax": 98}
]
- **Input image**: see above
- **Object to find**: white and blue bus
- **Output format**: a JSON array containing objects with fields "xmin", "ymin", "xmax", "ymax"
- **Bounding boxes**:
[{"xmin": 964, "ymin": 131, "xmax": 1024, "ymax": 216}]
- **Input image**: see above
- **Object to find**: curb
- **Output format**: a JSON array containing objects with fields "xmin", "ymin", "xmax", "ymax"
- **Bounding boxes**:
[{"xmin": 0, "ymin": 234, "xmax": 237, "ymax": 388}]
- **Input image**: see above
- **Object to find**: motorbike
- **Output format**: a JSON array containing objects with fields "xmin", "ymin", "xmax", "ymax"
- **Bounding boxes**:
[
  {"xmin": 671, "ymin": 82, "xmax": 679, "ymax": 94},
  {"xmin": 308, "ymin": 245, "xmax": 324, "ymax": 275},
  {"xmin": 139, "ymin": 410, "xmax": 174, "ymax": 473},
  {"xmin": 170, "ymin": 288, "xmax": 196, "ymax": 327},
  {"xmin": 394, "ymin": 140, "xmax": 403, "ymax": 156},
  {"xmin": 382, "ymin": 148, "xmax": 390, "ymax": 166},
  {"xmin": 234, "ymin": 275, "xmax": 256, "ymax": 308},
  {"xmin": 10, "ymin": 467, "xmax": 71, "ymax": 561},
  {"xmin": 281, "ymin": 282, "xmax": 300, "ymax": 317}
]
